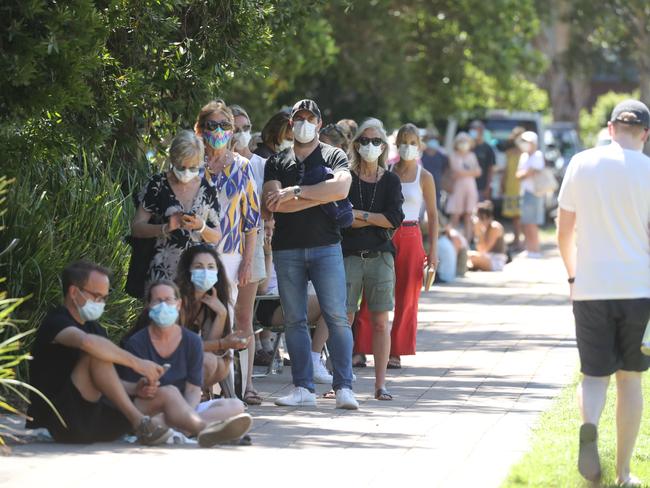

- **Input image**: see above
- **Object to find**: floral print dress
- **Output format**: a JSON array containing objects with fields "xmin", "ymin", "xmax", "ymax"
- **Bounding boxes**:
[{"xmin": 139, "ymin": 173, "xmax": 220, "ymax": 285}]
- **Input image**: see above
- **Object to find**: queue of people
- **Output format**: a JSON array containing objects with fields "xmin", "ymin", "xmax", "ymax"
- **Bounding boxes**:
[{"xmin": 26, "ymin": 97, "xmax": 542, "ymax": 445}]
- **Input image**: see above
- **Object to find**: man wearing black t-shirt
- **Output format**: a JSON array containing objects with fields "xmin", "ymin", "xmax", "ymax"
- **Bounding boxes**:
[
  {"xmin": 263, "ymin": 99, "xmax": 358, "ymax": 409},
  {"xmin": 27, "ymin": 260, "xmax": 171, "ymax": 444}
]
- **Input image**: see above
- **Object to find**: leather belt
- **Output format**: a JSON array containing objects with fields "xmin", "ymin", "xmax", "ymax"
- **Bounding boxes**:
[
  {"xmin": 402, "ymin": 221, "xmax": 419, "ymax": 227},
  {"xmin": 351, "ymin": 250, "xmax": 381, "ymax": 259}
]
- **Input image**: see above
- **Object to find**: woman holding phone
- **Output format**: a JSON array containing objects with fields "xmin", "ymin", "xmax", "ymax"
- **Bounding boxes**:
[{"xmin": 132, "ymin": 130, "xmax": 221, "ymax": 287}]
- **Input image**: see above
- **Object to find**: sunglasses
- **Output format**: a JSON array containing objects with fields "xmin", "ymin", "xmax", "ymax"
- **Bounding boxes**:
[
  {"xmin": 358, "ymin": 137, "xmax": 383, "ymax": 147},
  {"xmin": 204, "ymin": 120, "xmax": 233, "ymax": 132}
]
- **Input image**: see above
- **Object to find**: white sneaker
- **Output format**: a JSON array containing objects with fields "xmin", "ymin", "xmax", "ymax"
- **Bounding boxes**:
[
  {"xmin": 313, "ymin": 358, "xmax": 333, "ymax": 384},
  {"xmin": 335, "ymin": 388, "xmax": 359, "ymax": 410},
  {"xmin": 274, "ymin": 386, "xmax": 317, "ymax": 406}
]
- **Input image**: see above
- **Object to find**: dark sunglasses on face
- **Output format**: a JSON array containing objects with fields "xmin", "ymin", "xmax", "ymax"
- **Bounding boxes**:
[
  {"xmin": 358, "ymin": 137, "xmax": 383, "ymax": 147},
  {"xmin": 204, "ymin": 120, "xmax": 233, "ymax": 132}
]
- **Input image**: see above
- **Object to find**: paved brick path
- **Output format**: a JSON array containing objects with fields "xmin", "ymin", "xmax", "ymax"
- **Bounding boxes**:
[{"xmin": 1, "ymin": 248, "xmax": 577, "ymax": 488}]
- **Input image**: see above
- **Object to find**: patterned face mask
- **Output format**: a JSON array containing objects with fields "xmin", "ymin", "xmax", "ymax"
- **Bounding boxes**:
[{"xmin": 204, "ymin": 128, "xmax": 233, "ymax": 150}]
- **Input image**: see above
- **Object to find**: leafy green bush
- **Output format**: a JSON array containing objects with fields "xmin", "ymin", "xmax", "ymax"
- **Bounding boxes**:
[
  {"xmin": 579, "ymin": 90, "xmax": 640, "ymax": 147},
  {"xmin": 0, "ymin": 158, "xmax": 142, "ymax": 357},
  {"xmin": 0, "ymin": 177, "xmax": 64, "ymax": 453}
]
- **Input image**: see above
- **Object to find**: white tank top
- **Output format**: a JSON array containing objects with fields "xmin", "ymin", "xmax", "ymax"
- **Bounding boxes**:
[{"xmin": 397, "ymin": 164, "xmax": 424, "ymax": 221}]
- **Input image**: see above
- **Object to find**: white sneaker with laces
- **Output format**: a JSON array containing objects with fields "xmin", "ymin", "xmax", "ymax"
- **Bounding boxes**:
[
  {"xmin": 274, "ymin": 386, "xmax": 317, "ymax": 406},
  {"xmin": 313, "ymin": 358, "xmax": 333, "ymax": 384},
  {"xmin": 335, "ymin": 388, "xmax": 359, "ymax": 410}
]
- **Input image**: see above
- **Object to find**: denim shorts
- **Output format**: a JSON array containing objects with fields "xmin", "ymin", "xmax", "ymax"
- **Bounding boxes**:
[
  {"xmin": 344, "ymin": 252, "xmax": 395, "ymax": 313},
  {"xmin": 520, "ymin": 191, "xmax": 544, "ymax": 225}
]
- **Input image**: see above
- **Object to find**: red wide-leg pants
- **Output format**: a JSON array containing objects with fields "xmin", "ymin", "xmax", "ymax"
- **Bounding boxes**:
[{"xmin": 353, "ymin": 224, "xmax": 425, "ymax": 356}]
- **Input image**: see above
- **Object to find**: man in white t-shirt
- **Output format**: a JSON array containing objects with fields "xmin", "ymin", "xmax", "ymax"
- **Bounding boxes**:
[{"xmin": 557, "ymin": 99, "xmax": 650, "ymax": 486}]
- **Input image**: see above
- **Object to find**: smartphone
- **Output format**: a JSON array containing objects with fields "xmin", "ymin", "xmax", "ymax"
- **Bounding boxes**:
[
  {"xmin": 183, "ymin": 211, "xmax": 195, "ymax": 217},
  {"xmin": 143, "ymin": 363, "xmax": 171, "ymax": 385}
]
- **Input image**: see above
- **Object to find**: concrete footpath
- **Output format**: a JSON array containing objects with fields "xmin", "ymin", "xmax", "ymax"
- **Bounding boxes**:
[{"xmin": 1, "ymin": 248, "xmax": 577, "ymax": 488}]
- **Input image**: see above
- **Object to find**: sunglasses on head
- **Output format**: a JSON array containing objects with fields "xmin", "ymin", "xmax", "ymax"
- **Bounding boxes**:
[
  {"xmin": 204, "ymin": 120, "xmax": 233, "ymax": 132},
  {"xmin": 358, "ymin": 137, "xmax": 383, "ymax": 147}
]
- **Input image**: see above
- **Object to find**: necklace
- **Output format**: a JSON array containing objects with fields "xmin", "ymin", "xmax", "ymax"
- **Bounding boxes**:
[{"xmin": 357, "ymin": 164, "xmax": 380, "ymax": 212}]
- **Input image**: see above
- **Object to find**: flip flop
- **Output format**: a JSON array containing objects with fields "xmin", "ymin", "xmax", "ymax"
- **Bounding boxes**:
[
  {"xmin": 387, "ymin": 357, "xmax": 401, "ymax": 369},
  {"xmin": 375, "ymin": 388, "xmax": 393, "ymax": 401},
  {"xmin": 578, "ymin": 423, "xmax": 601, "ymax": 482},
  {"xmin": 243, "ymin": 389, "xmax": 263, "ymax": 406}
]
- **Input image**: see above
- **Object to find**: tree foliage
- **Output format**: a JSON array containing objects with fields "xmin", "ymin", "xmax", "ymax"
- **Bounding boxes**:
[{"xmin": 224, "ymin": 0, "xmax": 547, "ymax": 127}]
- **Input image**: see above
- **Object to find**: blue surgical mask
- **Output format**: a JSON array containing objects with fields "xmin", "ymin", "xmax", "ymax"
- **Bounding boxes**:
[
  {"xmin": 77, "ymin": 300, "xmax": 105, "ymax": 322},
  {"xmin": 191, "ymin": 269, "xmax": 219, "ymax": 292},
  {"xmin": 148, "ymin": 302, "xmax": 179, "ymax": 328},
  {"xmin": 427, "ymin": 139, "xmax": 440, "ymax": 151},
  {"xmin": 469, "ymin": 129, "xmax": 478, "ymax": 140}
]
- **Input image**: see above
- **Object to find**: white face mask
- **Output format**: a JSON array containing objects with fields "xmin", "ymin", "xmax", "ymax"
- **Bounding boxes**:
[
  {"xmin": 75, "ymin": 293, "xmax": 105, "ymax": 322},
  {"xmin": 293, "ymin": 120, "xmax": 317, "ymax": 144},
  {"xmin": 278, "ymin": 139, "xmax": 293, "ymax": 152},
  {"xmin": 358, "ymin": 143, "xmax": 383, "ymax": 162},
  {"xmin": 173, "ymin": 167, "xmax": 199, "ymax": 183},
  {"xmin": 233, "ymin": 131, "xmax": 252, "ymax": 150},
  {"xmin": 399, "ymin": 144, "xmax": 420, "ymax": 161}
]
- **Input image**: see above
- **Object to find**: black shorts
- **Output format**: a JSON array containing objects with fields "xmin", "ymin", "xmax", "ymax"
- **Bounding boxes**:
[
  {"xmin": 47, "ymin": 378, "xmax": 131, "ymax": 443},
  {"xmin": 255, "ymin": 299, "xmax": 281, "ymax": 328},
  {"xmin": 573, "ymin": 298, "xmax": 650, "ymax": 377}
]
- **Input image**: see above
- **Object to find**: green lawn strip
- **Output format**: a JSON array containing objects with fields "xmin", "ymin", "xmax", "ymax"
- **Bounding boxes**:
[{"xmin": 502, "ymin": 372, "xmax": 650, "ymax": 487}]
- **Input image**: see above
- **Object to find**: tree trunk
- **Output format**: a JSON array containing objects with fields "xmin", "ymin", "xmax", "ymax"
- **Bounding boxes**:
[{"xmin": 535, "ymin": 0, "xmax": 590, "ymax": 124}]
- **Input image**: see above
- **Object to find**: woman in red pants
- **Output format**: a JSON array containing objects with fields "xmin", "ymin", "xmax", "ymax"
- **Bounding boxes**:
[{"xmin": 354, "ymin": 123, "xmax": 438, "ymax": 368}]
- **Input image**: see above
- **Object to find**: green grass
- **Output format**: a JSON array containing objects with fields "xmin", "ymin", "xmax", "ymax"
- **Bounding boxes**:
[{"xmin": 502, "ymin": 373, "xmax": 650, "ymax": 487}]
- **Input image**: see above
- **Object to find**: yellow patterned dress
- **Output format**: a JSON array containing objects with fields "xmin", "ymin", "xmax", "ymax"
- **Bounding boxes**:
[{"xmin": 502, "ymin": 148, "xmax": 521, "ymax": 218}]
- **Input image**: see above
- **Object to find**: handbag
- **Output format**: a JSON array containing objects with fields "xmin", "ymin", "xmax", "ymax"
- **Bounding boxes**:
[
  {"xmin": 532, "ymin": 168, "xmax": 558, "ymax": 196},
  {"xmin": 124, "ymin": 235, "xmax": 155, "ymax": 299}
]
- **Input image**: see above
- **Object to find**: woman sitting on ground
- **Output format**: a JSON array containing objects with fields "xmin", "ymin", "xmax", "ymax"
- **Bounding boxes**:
[
  {"xmin": 120, "ymin": 280, "xmax": 252, "ymax": 446},
  {"xmin": 175, "ymin": 244, "xmax": 251, "ymax": 390},
  {"xmin": 467, "ymin": 201, "xmax": 507, "ymax": 272}
]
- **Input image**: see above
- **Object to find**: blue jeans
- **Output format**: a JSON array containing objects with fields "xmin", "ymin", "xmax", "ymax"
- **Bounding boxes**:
[{"xmin": 273, "ymin": 244, "xmax": 354, "ymax": 391}]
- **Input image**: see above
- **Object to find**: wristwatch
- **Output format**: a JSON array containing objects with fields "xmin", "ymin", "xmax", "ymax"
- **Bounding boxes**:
[
  {"xmin": 362, "ymin": 212, "xmax": 369, "ymax": 222},
  {"xmin": 293, "ymin": 186, "xmax": 302, "ymax": 199},
  {"xmin": 567, "ymin": 277, "xmax": 575, "ymax": 284}
]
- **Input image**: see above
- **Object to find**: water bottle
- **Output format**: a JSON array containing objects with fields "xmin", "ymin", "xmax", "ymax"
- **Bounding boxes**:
[
  {"xmin": 641, "ymin": 317, "xmax": 650, "ymax": 356},
  {"xmin": 271, "ymin": 333, "xmax": 284, "ymax": 374}
]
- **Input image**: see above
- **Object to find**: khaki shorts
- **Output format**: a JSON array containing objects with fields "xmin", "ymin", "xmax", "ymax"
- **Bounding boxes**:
[{"xmin": 344, "ymin": 252, "xmax": 395, "ymax": 313}]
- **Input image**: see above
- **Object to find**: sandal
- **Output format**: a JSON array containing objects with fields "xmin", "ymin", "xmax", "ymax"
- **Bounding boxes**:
[
  {"xmin": 322, "ymin": 389, "xmax": 336, "ymax": 399},
  {"xmin": 352, "ymin": 353, "xmax": 367, "ymax": 368},
  {"xmin": 387, "ymin": 356, "xmax": 401, "ymax": 369},
  {"xmin": 375, "ymin": 388, "xmax": 393, "ymax": 401},
  {"xmin": 243, "ymin": 389, "xmax": 263, "ymax": 406}
]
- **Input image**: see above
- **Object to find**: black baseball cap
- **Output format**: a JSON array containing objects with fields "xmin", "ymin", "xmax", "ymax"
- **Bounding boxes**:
[
  {"xmin": 610, "ymin": 99, "xmax": 650, "ymax": 128},
  {"xmin": 291, "ymin": 99, "xmax": 321, "ymax": 120}
]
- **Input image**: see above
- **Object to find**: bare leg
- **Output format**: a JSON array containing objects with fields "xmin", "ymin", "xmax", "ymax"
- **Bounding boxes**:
[
  {"xmin": 467, "ymin": 251, "xmax": 492, "ymax": 271},
  {"xmin": 615, "ymin": 370, "xmax": 643, "ymax": 483},
  {"xmin": 578, "ymin": 374, "xmax": 609, "ymax": 425},
  {"xmin": 198, "ymin": 398, "xmax": 246, "ymax": 423},
  {"xmin": 235, "ymin": 280, "xmax": 259, "ymax": 393},
  {"xmin": 512, "ymin": 216, "xmax": 522, "ymax": 247},
  {"xmin": 203, "ymin": 353, "xmax": 229, "ymax": 388},
  {"xmin": 370, "ymin": 311, "xmax": 391, "ymax": 391},
  {"xmin": 309, "ymin": 295, "xmax": 328, "ymax": 353},
  {"xmin": 71, "ymin": 354, "xmax": 143, "ymax": 428},
  {"xmin": 462, "ymin": 213, "xmax": 473, "ymax": 242},
  {"xmin": 135, "ymin": 385, "xmax": 206, "ymax": 435},
  {"xmin": 523, "ymin": 223, "xmax": 540, "ymax": 253},
  {"xmin": 450, "ymin": 213, "xmax": 460, "ymax": 231}
]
